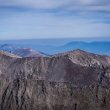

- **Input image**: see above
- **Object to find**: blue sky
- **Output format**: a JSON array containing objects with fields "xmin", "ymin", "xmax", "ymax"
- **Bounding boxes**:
[{"xmin": 0, "ymin": 0, "xmax": 110, "ymax": 40}]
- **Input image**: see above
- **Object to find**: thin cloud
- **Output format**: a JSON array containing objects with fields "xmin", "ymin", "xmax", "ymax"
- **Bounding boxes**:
[
  {"xmin": 0, "ymin": 0, "xmax": 110, "ymax": 11},
  {"xmin": 0, "ymin": 0, "xmax": 110, "ymax": 39}
]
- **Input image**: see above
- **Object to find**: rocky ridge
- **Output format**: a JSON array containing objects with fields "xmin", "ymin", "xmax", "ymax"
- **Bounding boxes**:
[{"xmin": 0, "ymin": 49, "xmax": 110, "ymax": 110}]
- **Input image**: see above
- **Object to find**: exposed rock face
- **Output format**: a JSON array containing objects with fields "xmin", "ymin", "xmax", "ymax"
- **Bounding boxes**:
[
  {"xmin": 54, "ymin": 49, "xmax": 110, "ymax": 67},
  {"xmin": 0, "ymin": 51, "xmax": 21, "ymax": 58},
  {"xmin": 0, "ymin": 49, "xmax": 110, "ymax": 110}
]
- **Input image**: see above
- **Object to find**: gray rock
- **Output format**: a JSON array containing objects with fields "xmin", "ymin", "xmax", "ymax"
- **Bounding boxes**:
[{"xmin": 0, "ymin": 49, "xmax": 110, "ymax": 110}]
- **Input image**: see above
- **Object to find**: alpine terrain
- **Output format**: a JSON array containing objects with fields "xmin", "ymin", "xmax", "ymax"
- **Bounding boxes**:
[{"xmin": 0, "ymin": 49, "xmax": 110, "ymax": 110}]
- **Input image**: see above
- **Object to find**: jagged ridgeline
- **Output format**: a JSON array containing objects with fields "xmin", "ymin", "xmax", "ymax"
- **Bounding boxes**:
[{"xmin": 0, "ymin": 50, "xmax": 110, "ymax": 110}]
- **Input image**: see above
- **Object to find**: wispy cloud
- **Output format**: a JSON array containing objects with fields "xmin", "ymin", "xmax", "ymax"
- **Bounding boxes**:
[
  {"xmin": 0, "ymin": 0, "xmax": 110, "ymax": 12},
  {"xmin": 0, "ymin": 0, "xmax": 110, "ymax": 39},
  {"xmin": 0, "ymin": 0, "xmax": 110, "ymax": 20}
]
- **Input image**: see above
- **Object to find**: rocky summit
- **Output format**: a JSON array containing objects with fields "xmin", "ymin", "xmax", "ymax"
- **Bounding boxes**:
[{"xmin": 0, "ymin": 49, "xmax": 110, "ymax": 110}]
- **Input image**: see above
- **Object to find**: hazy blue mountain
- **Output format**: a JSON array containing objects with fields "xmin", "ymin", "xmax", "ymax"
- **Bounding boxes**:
[
  {"xmin": 60, "ymin": 41, "xmax": 110, "ymax": 55},
  {"xmin": 32, "ymin": 41, "xmax": 110, "ymax": 55},
  {"xmin": 0, "ymin": 40, "xmax": 110, "ymax": 55},
  {"xmin": 0, "ymin": 44, "xmax": 20, "ymax": 53},
  {"xmin": 0, "ymin": 44, "xmax": 47, "ymax": 57}
]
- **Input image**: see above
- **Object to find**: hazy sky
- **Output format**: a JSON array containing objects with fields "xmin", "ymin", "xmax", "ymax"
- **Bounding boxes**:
[{"xmin": 0, "ymin": 0, "xmax": 110, "ymax": 40}]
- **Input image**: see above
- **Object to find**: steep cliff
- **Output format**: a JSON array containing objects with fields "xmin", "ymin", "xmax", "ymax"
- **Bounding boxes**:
[{"xmin": 0, "ymin": 50, "xmax": 110, "ymax": 110}]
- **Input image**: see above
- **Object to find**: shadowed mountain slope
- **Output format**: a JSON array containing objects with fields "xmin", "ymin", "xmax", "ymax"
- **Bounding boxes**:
[{"xmin": 0, "ymin": 49, "xmax": 110, "ymax": 110}]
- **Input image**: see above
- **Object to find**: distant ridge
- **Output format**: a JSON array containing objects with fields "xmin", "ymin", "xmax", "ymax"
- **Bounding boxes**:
[
  {"xmin": 60, "ymin": 41, "xmax": 110, "ymax": 55},
  {"xmin": 0, "ymin": 44, "xmax": 47, "ymax": 58},
  {"xmin": 53, "ymin": 49, "xmax": 110, "ymax": 67},
  {"xmin": 13, "ymin": 48, "xmax": 47, "ymax": 57},
  {"xmin": 0, "ymin": 41, "xmax": 110, "ymax": 55}
]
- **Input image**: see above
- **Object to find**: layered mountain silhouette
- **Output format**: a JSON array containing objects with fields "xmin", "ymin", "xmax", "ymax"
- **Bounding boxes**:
[
  {"xmin": 13, "ymin": 48, "xmax": 46, "ymax": 57},
  {"xmin": 0, "ymin": 44, "xmax": 46, "ymax": 58},
  {"xmin": 0, "ymin": 49, "xmax": 110, "ymax": 110},
  {"xmin": 60, "ymin": 41, "xmax": 110, "ymax": 55},
  {"xmin": 1, "ymin": 41, "xmax": 110, "ymax": 55}
]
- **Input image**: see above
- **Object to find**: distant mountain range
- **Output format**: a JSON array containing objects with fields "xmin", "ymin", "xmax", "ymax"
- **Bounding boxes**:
[
  {"xmin": 60, "ymin": 41, "xmax": 110, "ymax": 55},
  {"xmin": 35, "ymin": 41, "xmax": 110, "ymax": 55},
  {"xmin": 0, "ymin": 44, "xmax": 47, "ymax": 57},
  {"xmin": 0, "ymin": 41, "xmax": 110, "ymax": 56}
]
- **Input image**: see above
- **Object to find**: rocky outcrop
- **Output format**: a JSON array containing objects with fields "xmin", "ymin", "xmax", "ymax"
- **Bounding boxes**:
[
  {"xmin": 0, "ymin": 49, "xmax": 110, "ymax": 110},
  {"xmin": 0, "ymin": 79, "xmax": 110, "ymax": 110}
]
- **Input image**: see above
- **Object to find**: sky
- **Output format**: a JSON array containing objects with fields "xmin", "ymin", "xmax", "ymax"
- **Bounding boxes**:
[{"xmin": 0, "ymin": 0, "xmax": 110, "ymax": 40}]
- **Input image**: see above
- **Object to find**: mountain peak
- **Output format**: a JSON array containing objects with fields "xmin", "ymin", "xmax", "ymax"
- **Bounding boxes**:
[
  {"xmin": 0, "ymin": 44, "xmax": 47, "ymax": 58},
  {"xmin": 54, "ymin": 49, "xmax": 88, "ymax": 56},
  {"xmin": 13, "ymin": 48, "xmax": 46, "ymax": 57},
  {"xmin": 70, "ymin": 49, "xmax": 86, "ymax": 54},
  {"xmin": 53, "ymin": 49, "xmax": 110, "ymax": 67}
]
